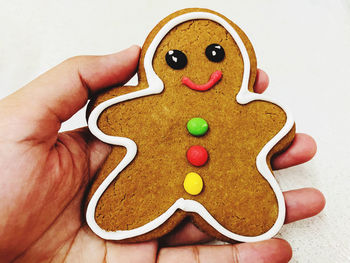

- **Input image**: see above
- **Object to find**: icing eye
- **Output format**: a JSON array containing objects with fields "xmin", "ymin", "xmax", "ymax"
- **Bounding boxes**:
[
  {"xmin": 165, "ymin": 50, "xmax": 187, "ymax": 70},
  {"xmin": 205, "ymin": 44, "xmax": 225, "ymax": 62}
]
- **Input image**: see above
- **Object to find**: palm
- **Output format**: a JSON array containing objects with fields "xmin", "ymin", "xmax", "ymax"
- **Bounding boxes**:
[
  {"xmin": 0, "ymin": 127, "xmax": 159, "ymax": 262},
  {"xmin": 0, "ymin": 47, "xmax": 324, "ymax": 263}
]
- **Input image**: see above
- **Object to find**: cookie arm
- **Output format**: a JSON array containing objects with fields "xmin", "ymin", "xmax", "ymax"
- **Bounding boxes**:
[{"xmin": 86, "ymin": 84, "xmax": 147, "ymax": 120}]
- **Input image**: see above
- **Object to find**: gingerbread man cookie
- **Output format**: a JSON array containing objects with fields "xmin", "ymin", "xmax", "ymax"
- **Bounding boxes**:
[{"xmin": 86, "ymin": 8, "xmax": 295, "ymax": 243}]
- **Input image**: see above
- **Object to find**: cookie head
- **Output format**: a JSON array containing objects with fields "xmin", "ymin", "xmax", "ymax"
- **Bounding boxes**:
[{"xmin": 153, "ymin": 19, "xmax": 245, "ymax": 95}]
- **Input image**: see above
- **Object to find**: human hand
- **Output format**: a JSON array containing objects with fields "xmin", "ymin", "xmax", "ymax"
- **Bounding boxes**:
[{"xmin": 0, "ymin": 46, "xmax": 325, "ymax": 263}]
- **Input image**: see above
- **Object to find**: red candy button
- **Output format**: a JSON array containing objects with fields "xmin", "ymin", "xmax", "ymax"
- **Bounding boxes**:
[{"xmin": 186, "ymin": 145, "xmax": 208, "ymax": 166}]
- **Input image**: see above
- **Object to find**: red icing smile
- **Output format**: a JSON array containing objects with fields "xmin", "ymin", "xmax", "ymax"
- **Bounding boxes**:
[{"xmin": 182, "ymin": 70, "xmax": 222, "ymax": 91}]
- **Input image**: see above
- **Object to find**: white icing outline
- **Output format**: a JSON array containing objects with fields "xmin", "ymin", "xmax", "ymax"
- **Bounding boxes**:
[{"xmin": 86, "ymin": 11, "xmax": 294, "ymax": 242}]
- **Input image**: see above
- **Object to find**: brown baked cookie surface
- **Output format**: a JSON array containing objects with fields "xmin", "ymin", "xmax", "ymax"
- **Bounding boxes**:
[{"xmin": 85, "ymin": 8, "xmax": 295, "ymax": 243}]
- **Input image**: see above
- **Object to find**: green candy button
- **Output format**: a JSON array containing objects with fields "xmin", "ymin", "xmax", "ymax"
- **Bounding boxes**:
[{"xmin": 187, "ymin": 117, "xmax": 208, "ymax": 136}]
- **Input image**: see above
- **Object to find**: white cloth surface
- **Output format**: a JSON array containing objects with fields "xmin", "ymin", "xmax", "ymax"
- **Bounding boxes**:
[{"xmin": 1, "ymin": 0, "xmax": 350, "ymax": 262}]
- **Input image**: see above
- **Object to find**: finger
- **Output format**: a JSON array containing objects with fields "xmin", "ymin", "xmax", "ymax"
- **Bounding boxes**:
[
  {"xmin": 160, "ymin": 220, "xmax": 213, "ymax": 247},
  {"xmin": 87, "ymin": 136, "xmax": 112, "ymax": 177},
  {"xmin": 0, "ymin": 45, "xmax": 140, "ymax": 142},
  {"xmin": 162, "ymin": 187, "xmax": 325, "ymax": 246},
  {"xmin": 284, "ymin": 187, "xmax": 325, "ymax": 224},
  {"xmin": 158, "ymin": 239, "xmax": 292, "ymax": 263},
  {"xmin": 253, "ymin": 69, "xmax": 269, "ymax": 94},
  {"xmin": 105, "ymin": 240, "xmax": 158, "ymax": 263},
  {"xmin": 272, "ymin": 133, "xmax": 317, "ymax": 170}
]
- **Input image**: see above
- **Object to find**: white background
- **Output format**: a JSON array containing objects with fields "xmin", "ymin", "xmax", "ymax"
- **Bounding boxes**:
[{"xmin": 1, "ymin": 0, "xmax": 350, "ymax": 262}]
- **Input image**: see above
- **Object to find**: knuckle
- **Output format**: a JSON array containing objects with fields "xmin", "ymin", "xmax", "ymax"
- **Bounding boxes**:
[
  {"xmin": 191, "ymin": 246, "xmax": 200, "ymax": 263},
  {"xmin": 63, "ymin": 55, "xmax": 84, "ymax": 66},
  {"xmin": 231, "ymin": 245, "xmax": 240, "ymax": 263}
]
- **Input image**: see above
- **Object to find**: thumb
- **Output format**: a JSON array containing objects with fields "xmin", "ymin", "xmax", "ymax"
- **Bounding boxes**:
[{"xmin": 0, "ymin": 45, "xmax": 140, "ymax": 144}]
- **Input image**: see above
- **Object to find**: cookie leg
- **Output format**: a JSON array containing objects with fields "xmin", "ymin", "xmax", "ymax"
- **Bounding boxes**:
[{"xmin": 87, "ymin": 146, "xmax": 189, "ymax": 242}]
